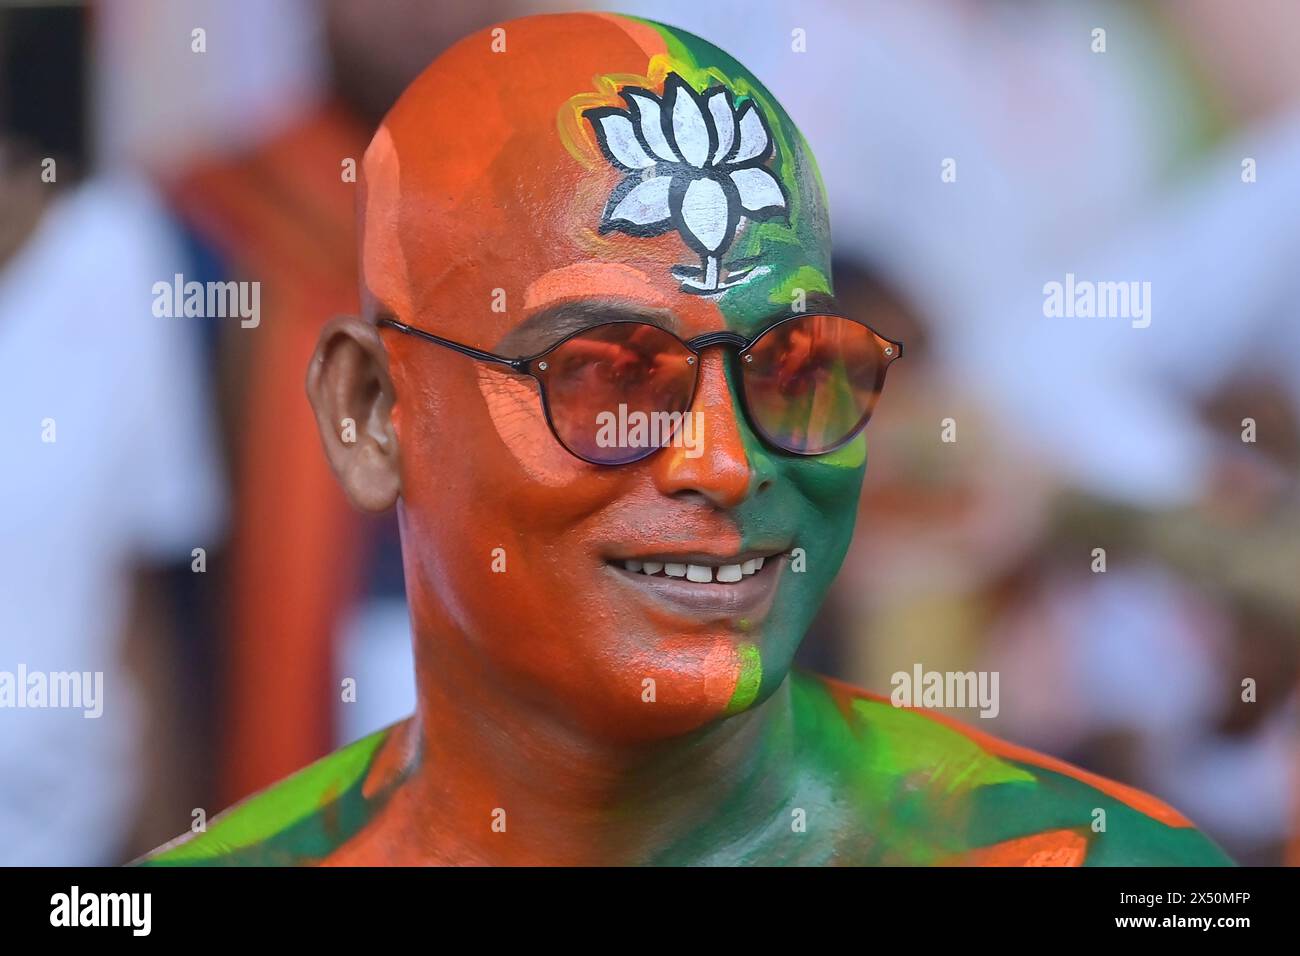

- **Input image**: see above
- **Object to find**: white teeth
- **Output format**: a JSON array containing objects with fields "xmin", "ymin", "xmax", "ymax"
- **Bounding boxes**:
[
  {"xmin": 686, "ymin": 564, "xmax": 712, "ymax": 583},
  {"xmin": 617, "ymin": 556, "xmax": 777, "ymax": 583}
]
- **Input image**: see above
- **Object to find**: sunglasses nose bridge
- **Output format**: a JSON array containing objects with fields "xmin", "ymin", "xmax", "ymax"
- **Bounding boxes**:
[
  {"xmin": 684, "ymin": 330, "xmax": 750, "ymax": 356},
  {"xmin": 677, "ymin": 334, "xmax": 766, "ymax": 458}
]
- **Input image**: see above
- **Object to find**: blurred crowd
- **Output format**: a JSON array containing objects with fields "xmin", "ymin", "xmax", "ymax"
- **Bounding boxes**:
[{"xmin": 1, "ymin": 0, "xmax": 1296, "ymax": 866}]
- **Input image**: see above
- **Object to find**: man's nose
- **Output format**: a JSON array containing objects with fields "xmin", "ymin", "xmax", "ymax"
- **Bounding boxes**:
[{"xmin": 650, "ymin": 349, "xmax": 768, "ymax": 508}]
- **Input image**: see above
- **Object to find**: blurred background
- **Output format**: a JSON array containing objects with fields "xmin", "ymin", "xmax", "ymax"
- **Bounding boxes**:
[{"xmin": 1, "ymin": 0, "xmax": 1296, "ymax": 866}]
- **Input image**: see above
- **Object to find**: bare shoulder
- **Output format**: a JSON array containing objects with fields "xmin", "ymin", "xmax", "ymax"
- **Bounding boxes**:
[{"xmin": 789, "ymin": 670, "xmax": 1234, "ymax": 866}]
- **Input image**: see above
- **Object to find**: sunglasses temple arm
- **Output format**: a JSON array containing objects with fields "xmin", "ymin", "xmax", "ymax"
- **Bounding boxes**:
[{"xmin": 376, "ymin": 318, "xmax": 528, "ymax": 371}]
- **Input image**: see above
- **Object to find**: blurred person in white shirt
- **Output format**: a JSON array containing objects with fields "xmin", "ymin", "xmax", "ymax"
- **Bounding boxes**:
[{"xmin": 0, "ymin": 4, "xmax": 225, "ymax": 864}]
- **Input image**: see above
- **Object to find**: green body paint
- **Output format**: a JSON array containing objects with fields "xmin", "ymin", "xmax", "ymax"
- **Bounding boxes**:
[
  {"xmin": 724, "ymin": 643, "xmax": 763, "ymax": 714},
  {"xmin": 139, "ymin": 730, "xmax": 398, "ymax": 866},
  {"xmin": 137, "ymin": 672, "xmax": 1231, "ymax": 866}
]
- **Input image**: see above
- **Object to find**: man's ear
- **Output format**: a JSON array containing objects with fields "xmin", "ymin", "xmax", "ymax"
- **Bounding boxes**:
[{"xmin": 306, "ymin": 315, "xmax": 400, "ymax": 512}]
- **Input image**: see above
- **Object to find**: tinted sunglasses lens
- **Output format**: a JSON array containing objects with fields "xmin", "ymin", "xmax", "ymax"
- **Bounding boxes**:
[
  {"xmin": 742, "ymin": 314, "xmax": 889, "ymax": 454},
  {"xmin": 539, "ymin": 323, "xmax": 696, "ymax": 464}
]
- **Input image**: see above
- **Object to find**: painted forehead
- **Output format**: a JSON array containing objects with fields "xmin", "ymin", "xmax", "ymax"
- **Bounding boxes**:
[{"xmin": 360, "ymin": 14, "xmax": 832, "ymax": 342}]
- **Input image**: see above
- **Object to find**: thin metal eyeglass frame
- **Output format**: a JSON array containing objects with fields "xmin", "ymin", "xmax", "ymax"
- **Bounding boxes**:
[{"xmin": 375, "ymin": 313, "xmax": 903, "ymax": 464}]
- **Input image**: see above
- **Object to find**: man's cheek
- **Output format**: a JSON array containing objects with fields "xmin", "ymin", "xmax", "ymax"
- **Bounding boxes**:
[
  {"xmin": 785, "ymin": 435, "xmax": 868, "ymax": 518},
  {"xmin": 475, "ymin": 365, "xmax": 651, "ymax": 546},
  {"xmin": 476, "ymin": 365, "xmax": 587, "ymax": 488},
  {"xmin": 757, "ymin": 440, "xmax": 866, "ymax": 596}
]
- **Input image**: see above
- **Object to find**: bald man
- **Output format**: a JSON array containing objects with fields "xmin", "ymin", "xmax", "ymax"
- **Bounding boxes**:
[{"xmin": 140, "ymin": 13, "xmax": 1231, "ymax": 866}]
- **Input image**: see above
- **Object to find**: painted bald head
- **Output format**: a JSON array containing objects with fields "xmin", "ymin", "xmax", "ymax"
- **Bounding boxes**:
[
  {"xmin": 312, "ymin": 13, "xmax": 869, "ymax": 743},
  {"xmin": 359, "ymin": 12, "xmax": 832, "ymax": 338}
]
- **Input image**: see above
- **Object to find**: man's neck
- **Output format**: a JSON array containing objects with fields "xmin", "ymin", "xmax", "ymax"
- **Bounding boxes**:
[{"xmin": 385, "ymin": 649, "xmax": 800, "ymax": 865}]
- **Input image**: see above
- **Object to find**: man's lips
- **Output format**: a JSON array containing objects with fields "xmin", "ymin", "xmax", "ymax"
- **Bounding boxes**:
[{"xmin": 603, "ymin": 548, "xmax": 789, "ymax": 621}]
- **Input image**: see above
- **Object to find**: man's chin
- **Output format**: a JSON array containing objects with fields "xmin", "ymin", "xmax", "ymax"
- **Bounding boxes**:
[{"xmin": 575, "ymin": 632, "xmax": 771, "ymax": 738}]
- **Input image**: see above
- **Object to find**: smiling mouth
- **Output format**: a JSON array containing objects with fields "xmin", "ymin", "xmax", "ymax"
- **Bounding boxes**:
[{"xmin": 604, "ymin": 549, "xmax": 789, "ymax": 621}]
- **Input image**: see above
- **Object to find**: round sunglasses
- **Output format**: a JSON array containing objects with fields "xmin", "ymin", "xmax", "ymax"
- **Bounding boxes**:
[{"xmin": 377, "ymin": 312, "xmax": 902, "ymax": 465}]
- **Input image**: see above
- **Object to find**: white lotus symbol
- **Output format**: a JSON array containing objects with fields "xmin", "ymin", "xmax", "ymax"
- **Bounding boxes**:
[{"xmin": 585, "ymin": 73, "xmax": 789, "ymax": 293}]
